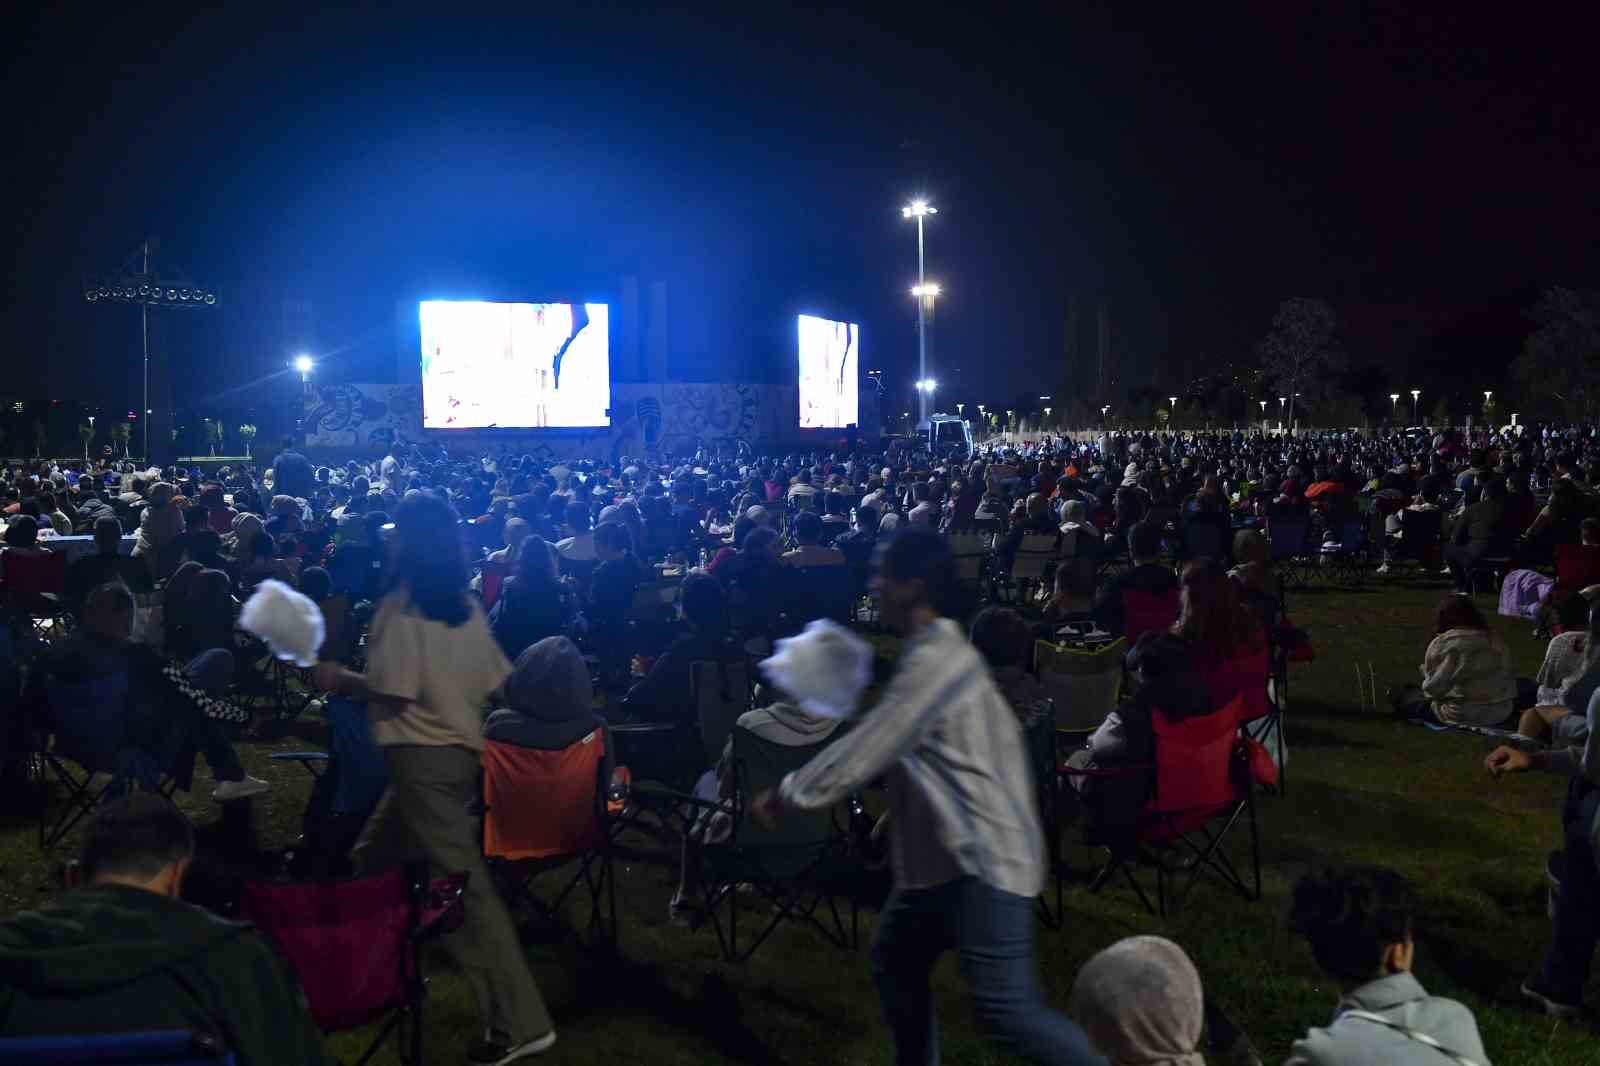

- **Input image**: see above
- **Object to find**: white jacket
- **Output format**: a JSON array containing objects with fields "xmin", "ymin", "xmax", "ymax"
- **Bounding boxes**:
[{"xmin": 1420, "ymin": 627, "xmax": 1516, "ymax": 726}]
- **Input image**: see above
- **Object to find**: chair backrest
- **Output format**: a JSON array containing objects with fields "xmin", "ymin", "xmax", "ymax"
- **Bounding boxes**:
[
  {"xmin": 1012, "ymin": 534, "xmax": 1058, "ymax": 579},
  {"xmin": 1266, "ymin": 519, "xmax": 1308, "ymax": 561},
  {"xmin": 692, "ymin": 659, "xmax": 751, "ymax": 767},
  {"xmin": 482, "ymin": 731, "xmax": 606, "ymax": 861},
  {"xmin": 948, "ymin": 533, "xmax": 991, "ymax": 585},
  {"xmin": 1120, "ymin": 587, "xmax": 1181, "ymax": 646},
  {"xmin": 1182, "ymin": 516, "xmax": 1228, "ymax": 561},
  {"xmin": 727, "ymin": 726, "xmax": 837, "ymax": 860},
  {"xmin": 239, "ymin": 867, "xmax": 412, "ymax": 1033},
  {"xmin": 479, "ymin": 557, "xmax": 510, "ymax": 612},
  {"xmin": 326, "ymin": 696, "xmax": 388, "ymax": 817},
  {"xmin": 4, "ymin": 549, "xmax": 67, "ymax": 604},
  {"xmin": 1398, "ymin": 508, "xmax": 1443, "ymax": 558},
  {"xmin": 1555, "ymin": 543, "xmax": 1600, "ymax": 594},
  {"xmin": 1149, "ymin": 695, "xmax": 1246, "ymax": 816},
  {"xmin": 45, "ymin": 673, "xmax": 131, "ymax": 772},
  {"xmin": 786, "ymin": 566, "xmax": 855, "ymax": 625},
  {"xmin": 1198, "ymin": 641, "xmax": 1271, "ymax": 724},
  {"xmin": 1035, "ymin": 638, "xmax": 1125, "ymax": 732},
  {"xmin": 0, "ymin": 1030, "xmax": 236, "ymax": 1066}
]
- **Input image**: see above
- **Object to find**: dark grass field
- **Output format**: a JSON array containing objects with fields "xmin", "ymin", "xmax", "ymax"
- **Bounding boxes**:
[{"xmin": 4, "ymin": 577, "xmax": 1597, "ymax": 1064}]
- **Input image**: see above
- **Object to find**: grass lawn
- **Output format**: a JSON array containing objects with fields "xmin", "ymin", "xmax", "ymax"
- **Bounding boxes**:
[{"xmin": 4, "ymin": 578, "xmax": 1597, "ymax": 1064}]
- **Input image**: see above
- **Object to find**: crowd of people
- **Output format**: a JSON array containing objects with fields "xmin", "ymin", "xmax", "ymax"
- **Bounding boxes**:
[{"xmin": 1, "ymin": 421, "xmax": 1598, "ymax": 1063}]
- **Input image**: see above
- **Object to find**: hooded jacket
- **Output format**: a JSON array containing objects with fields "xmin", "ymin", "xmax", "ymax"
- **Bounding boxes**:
[
  {"xmin": 1420, "ymin": 627, "xmax": 1517, "ymax": 726},
  {"xmin": 0, "ymin": 884, "xmax": 331, "ymax": 1066}
]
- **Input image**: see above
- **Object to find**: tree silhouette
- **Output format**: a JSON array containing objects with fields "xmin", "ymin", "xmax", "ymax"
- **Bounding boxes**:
[{"xmin": 1258, "ymin": 298, "xmax": 1345, "ymax": 433}]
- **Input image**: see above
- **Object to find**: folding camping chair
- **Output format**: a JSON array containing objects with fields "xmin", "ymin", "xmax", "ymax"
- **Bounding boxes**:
[
  {"xmin": 32, "ymin": 674, "xmax": 177, "ymax": 849},
  {"xmin": 240, "ymin": 866, "xmax": 465, "ymax": 1066},
  {"xmin": 0, "ymin": 1030, "xmax": 236, "ymax": 1066},
  {"xmin": 272, "ymin": 696, "xmax": 390, "ymax": 873},
  {"xmin": 948, "ymin": 532, "xmax": 993, "ymax": 596},
  {"xmin": 2, "ymin": 548, "xmax": 70, "ymax": 647},
  {"xmin": 1035, "ymin": 636, "xmax": 1125, "ymax": 733},
  {"xmin": 1266, "ymin": 518, "xmax": 1315, "ymax": 589},
  {"xmin": 786, "ymin": 566, "xmax": 856, "ymax": 627},
  {"xmin": 1318, "ymin": 518, "xmax": 1369, "ymax": 587},
  {"xmin": 482, "ymin": 730, "xmax": 619, "ymax": 945},
  {"xmin": 1062, "ymin": 695, "xmax": 1260, "ymax": 916},
  {"xmin": 1384, "ymin": 507, "xmax": 1444, "ymax": 581},
  {"xmin": 677, "ymin": 726, "xmax": 856, "ymax": 962},
  {"xmin": 1009, "ymin": 533, "xmax": 1059, "ymax": 602}
]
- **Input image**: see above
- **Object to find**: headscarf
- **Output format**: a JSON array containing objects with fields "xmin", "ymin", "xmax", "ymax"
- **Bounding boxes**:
[
  {"xmin": 504, "ymin": 636, "xmax": 593, "ymax": 722},
  {"xmin": 1070, "ymin": 936, "xmax": 1205, "ymax": 1066}
]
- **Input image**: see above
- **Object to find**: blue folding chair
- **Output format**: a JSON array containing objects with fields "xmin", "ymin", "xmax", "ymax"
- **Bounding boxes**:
[
  {"xmin": 0, "ymin": 1030, "xmax": 235, "ymax": 1065},
  {"xmin": 273, "ymin": 696, "xmax": 388, "ymax": 869}
]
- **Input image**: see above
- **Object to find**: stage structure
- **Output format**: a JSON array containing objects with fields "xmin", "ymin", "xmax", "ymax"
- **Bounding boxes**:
[{"xmin": 84, "ymin": 239, "xmax": 217, "ymax": 462}]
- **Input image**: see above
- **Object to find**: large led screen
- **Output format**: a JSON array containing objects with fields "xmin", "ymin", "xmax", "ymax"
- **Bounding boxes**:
[
  {"xmin": 797, "ymin": 314, "xmax": 859, "ymax": 429},
  {"xmin": 420, "ymin": 300, "xmax": 610, "ymax": 428}
]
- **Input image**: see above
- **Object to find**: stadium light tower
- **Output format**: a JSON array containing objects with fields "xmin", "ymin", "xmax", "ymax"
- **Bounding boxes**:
[
  {"xmin": 902, "ymin": 199, "xmax": 938, "ymax": 422},
  {"xmin": 84, "ymin": 238, "xmax": 217, "ymax": 462}
]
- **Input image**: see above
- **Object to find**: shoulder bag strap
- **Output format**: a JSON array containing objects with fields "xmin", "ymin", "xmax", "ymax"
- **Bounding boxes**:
[{"xmin": 1340, "ymin": 1009, "xmax": 1483, "ymax": 1066}]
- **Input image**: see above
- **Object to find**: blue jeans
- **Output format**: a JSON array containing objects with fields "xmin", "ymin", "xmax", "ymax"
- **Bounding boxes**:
[
  {"xmin": 1538, "ymin": 780, "xmax": 1600, "ymax": 1001},
  {"xmin": 870, "ymin": 876, "xmax": 1104, "ymax": 1066}
]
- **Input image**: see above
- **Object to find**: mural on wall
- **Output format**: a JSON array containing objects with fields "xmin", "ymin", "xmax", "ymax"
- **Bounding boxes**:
[{"xmin": 303, "ymin": 382, "xmax": 854, "ymax": 460}]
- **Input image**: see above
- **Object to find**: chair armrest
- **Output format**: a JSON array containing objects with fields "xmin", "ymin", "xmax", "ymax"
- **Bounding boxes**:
[
  {"xmin": 629, "ymin": 781, "xmax": 724, "ymax": 812},
  {"xmin": 269, "ymin": 751, "xmax": 328, "ymax": 778},
  {"xmin": 1057, "ymin": 762, "xmax": 1152, "ymax": 778},
  {"xmin": 414, "ymin": 872, "xmax": 468, "ymax": 941}
]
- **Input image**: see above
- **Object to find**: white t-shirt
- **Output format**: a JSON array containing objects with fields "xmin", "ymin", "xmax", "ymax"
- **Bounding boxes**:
[{"xmin": 365, "ymin": 590, "xmax": 511, "ymax": 751}]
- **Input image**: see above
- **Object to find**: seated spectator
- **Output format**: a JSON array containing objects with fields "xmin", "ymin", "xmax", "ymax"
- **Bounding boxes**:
[
  {"xmin": 623, "ymin": 572, "xmax": 741, "ymax": 724},
  {"xmin": 1444, "ymin": 476, "xmax": 1509, "ymax": 592},
  {"xmin": 782, "ymin": 512, "xmax": 845, "ymax": 568},
  {"xmin": 2, "ymin": 513, "xmax": 49, "ymax": 557},
  {"xmin": 1072, "ymin": 936, "xmax": 1254, "ymax": 1066},
  {"xmin": 38, "ymin": 491, "xmax": 72, "ymax": 536},
  {"xmin": 970, "ymin": 606, "xmax": 1050, "ymax": 729},
  {"xmin": 488, "ymin": 536, "xmax": 573, "ymax": 659},
  {"xmin": 1521, "ymin": 599, "xmax": 1600, "ymax": 745},
  {"xmin": 834, "ymin": 504, "xmax": 881, "ymax": 573},
  {"xmin": 486, "ymin": 636, "xmax": 611, "ymax": 769},
  {"xmin": 1228, "ymin": 529, "xmax": 1282, "ymax": 632},
  {"xmin": 486, "ymin": 516, "xmax": 532, "ymax": 569},
  {"xmin": 168, "ymin": 567, "xmax": 237, "ymax": 662},
  {"xmin": 66, "ymin": 516, "xmax": 150, "ymax": 613},
  {"xmin": 1285, "ymin": 865, "xmax": 1488, "ymax": 1064},
  {"xmin": 706, "ymin": 515, "xmax": 756, "ymax": 575},
  {"xmin": 1391, "ymin": 593, "xmax": 1518, "ymax": 727},
  {"xmin": 131, "ymin": 482, "xmax": 184, "ymax": 578},
  {"xmin": 1092, "ymin": 520, "xmax": 1179, "ymax": 638},
  {"xmin": 1178, "ymin": 560, "xmax": 1267, "ymax": 717},
  {"xmin": 999, "ymin": 493, "xmax": 1056, "ymax": 567},
  {"xmin": 906, "ymin": 482, "xmax": 936, "ymax": 526},
  {"xmin": 555, "ymin": 499, "xmax": 597, "ymax": 578},
  {"xmin": 1056, "ymin": 498, "xmax": 1101, "ymax": 559},
  {"xmin": 29, "ymin": 582, "xmax": 264, "ymax": 797},
  {"xmin": 1041, "ymin": 558, "xmax": 1097, "ymax": 627},
  {"xmin": 0, "ymin": 794, "xmax": 325, "ymax": 1064},
  {"xmin": 786, "ymin": 467, "xmax": 818, "ymax": 504},
  {"xmin": 1063, "ymin": 630, "xmax": 1211, "ymax": 839},
  {"xmin": 1487, "ymin": 689, "xmax": 1600, "ymax": 1017},
  {"xmin": 197, "ymin": 483, "xmax": 237, "ymax": 534},
  {"xmin": 669, "ymin": 621, "xmax": 853, "ymax": 924},
  {"xmin": 298, "ymin": 565, "xmax": 350, "ymax": 663}
]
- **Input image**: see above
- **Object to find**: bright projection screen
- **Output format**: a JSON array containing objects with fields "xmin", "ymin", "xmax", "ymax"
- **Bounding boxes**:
[
  {"xmin": 797, "ymin": 314, "xmax": 859, "ymax": 429},
  {"xmin": 420, "ymin": 300, "xmax": 610, "ymax": 429}
]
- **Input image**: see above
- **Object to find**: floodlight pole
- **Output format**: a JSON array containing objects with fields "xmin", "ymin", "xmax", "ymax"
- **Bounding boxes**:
[{"xmin": 141, "ymin": 239, "xmax": 150, "ymax": 462}]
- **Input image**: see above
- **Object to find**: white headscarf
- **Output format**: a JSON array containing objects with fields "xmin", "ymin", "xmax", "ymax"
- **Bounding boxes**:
[{"xmin": 1070, "ymin": 936, "xmax": 1205, "ymax": 1066}]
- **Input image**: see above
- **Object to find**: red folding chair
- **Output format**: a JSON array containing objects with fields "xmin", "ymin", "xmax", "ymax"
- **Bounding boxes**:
[
  {"xmin": 239, "ymin": 866, "xmax": 465, "ymax": 1066},
  {"xmin": 2, "ymin": 548, "xmax": 69, "ymax": 643},
  {"xmin": 481, "ymin": 730, "xmax": 619, "ymax": 945},
  {"xmin": 479, "ymin": 557, "xmax": 510, "ymax": 612},
  {"xmin": 1553, "ymin": 544, "xmax": 1600, "ymax": 601},
  {"xmin": 1063, "ymin": 695, "xmax": 1260, "ymax": 916},
  {"xmin": 1120, "ymin": 586, "xmax": 1180, "ymax": 646}
]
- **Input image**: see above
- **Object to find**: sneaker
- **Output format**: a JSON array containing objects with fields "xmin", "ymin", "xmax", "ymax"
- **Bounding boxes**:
[
  {"xmin": 1521, "ymin": 980, "xmax": 1583, "ymax": 1019},
  {"xmin": 466, "ymin": 1031, "xmax": 557, "ymax": 1065},
  {"xmin": 212, "ymin": 776, "xmax": 271, "ymax": 802}
]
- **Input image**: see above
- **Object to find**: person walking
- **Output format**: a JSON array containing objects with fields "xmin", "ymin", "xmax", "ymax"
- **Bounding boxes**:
[
  {"xmin": 314, "ymin": 492, "xmax": 555, "ymax": 1065},
  {"xmin": 754, "ymin": 527, "xmax": 1103, "ymax": 1066}
]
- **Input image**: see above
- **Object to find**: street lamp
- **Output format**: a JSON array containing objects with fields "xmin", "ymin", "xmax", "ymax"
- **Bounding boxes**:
[
  {"xmin": 902, "ymin": 199, "xmax": 938, "ymax": 422},
  {"xmin": 910, "ymin": 283, "xmax": 942, "ymax": 299},
  {"xmin": 294, "ymin": 355, "xmax": 314, "ymax": 382},
  {"xmin": 1258, "ymin": 399, "xmax": 1268, "ymax": 418},
  {"xmin": 1389, "ymin": 392, "xmax": 1400, "ymax": 417},
  {"xmin": 1410, "ymin": 388, "xmax": 1420, "ymax": 422},
  {"xmin": 955, "ymin": 402, "xmax": 964, "ymax": 416}
]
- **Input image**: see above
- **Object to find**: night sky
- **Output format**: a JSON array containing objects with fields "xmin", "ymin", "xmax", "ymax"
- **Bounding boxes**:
[{"xmin": 4, "ymin": 2, "xmax": 1597, "ymax": 431}]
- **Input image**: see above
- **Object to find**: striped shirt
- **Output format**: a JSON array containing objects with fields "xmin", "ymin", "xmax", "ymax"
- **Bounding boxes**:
[{"xmin": 779, "ymin": 618, "xmax": 1046, "ymax": 898}]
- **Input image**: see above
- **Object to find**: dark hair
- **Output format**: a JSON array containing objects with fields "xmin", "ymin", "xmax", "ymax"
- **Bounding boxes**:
[
  {"xmin": 183, "ymin": 504, "xmax": 208, "ymax": 531},
  {"xmin": 164, "ymin": 561, "xmax": 203, "ymax": 611},
  {"xmin": 188, "ymin": 530, "xmax": 223, "ymax": 567},
  {"xmin": 1175, "ymin": 559, "xmax": 1260, "ymax": 664},
  {"xmin": 393, "ymin": 492, "xmax": 471, "ymax": 626},
  {"xmin": 679, "ymin": 572, "xmax": 728, "ymax": 635},
  {"xmin": 741, "ymin": 526, "xmax": 780, "ymax": 555},
  {"xmin": 793, "ymin": 511, "xmax": 823, "ymax": 543},
  {"xmin": 1289, "ymin": 866, "xmax": 1417, "ymax": 985},
  {"xmin": 1582, "ymin": 517, "xmax": 1600, "ymax": 544},
  {"xmin": 299, "ymin": 565, "xmax": 332, "ymax": 603},
  {"xmin": 565, "ymin": 499, "xmax": 592, "ymax": 531},
  {"xmin": 93, "ymin": 515, "xmax": 123, "ymax": 547},
  {"xmin": 81, "ymin": 794, "xmax": 194, "ymax": 883},
  {"xmin": 875, "ymin": 526, "xmax": 957, "ymax": 617},
  {"xmin": 1434, "ymin": 592, "xmax": 1487, "ymax": 633},
  {"xmin": 85, "ymin": 580, "xmax": 135, "ymax": 620},
  {"xmin": 594, "ymin": 521, "xmax": 632, "ymax": 556},
  {"xmin": 516, "ymin": 536, "xmax": 559, "ymax": 583},
  {"xmin": 1127, "ymin": 519, "xmax": 1162, "ymax": 560},
  {"xmin": 854, "ymin": 504, "xmax": 882, "ymax": 534},
  {"xmin": 3, "ymin": 514, "xmax": 39, "ymax": 548},
  {"xmin": 970, "ymin": 606, "xmax": 1031, "ymax": 672}
]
